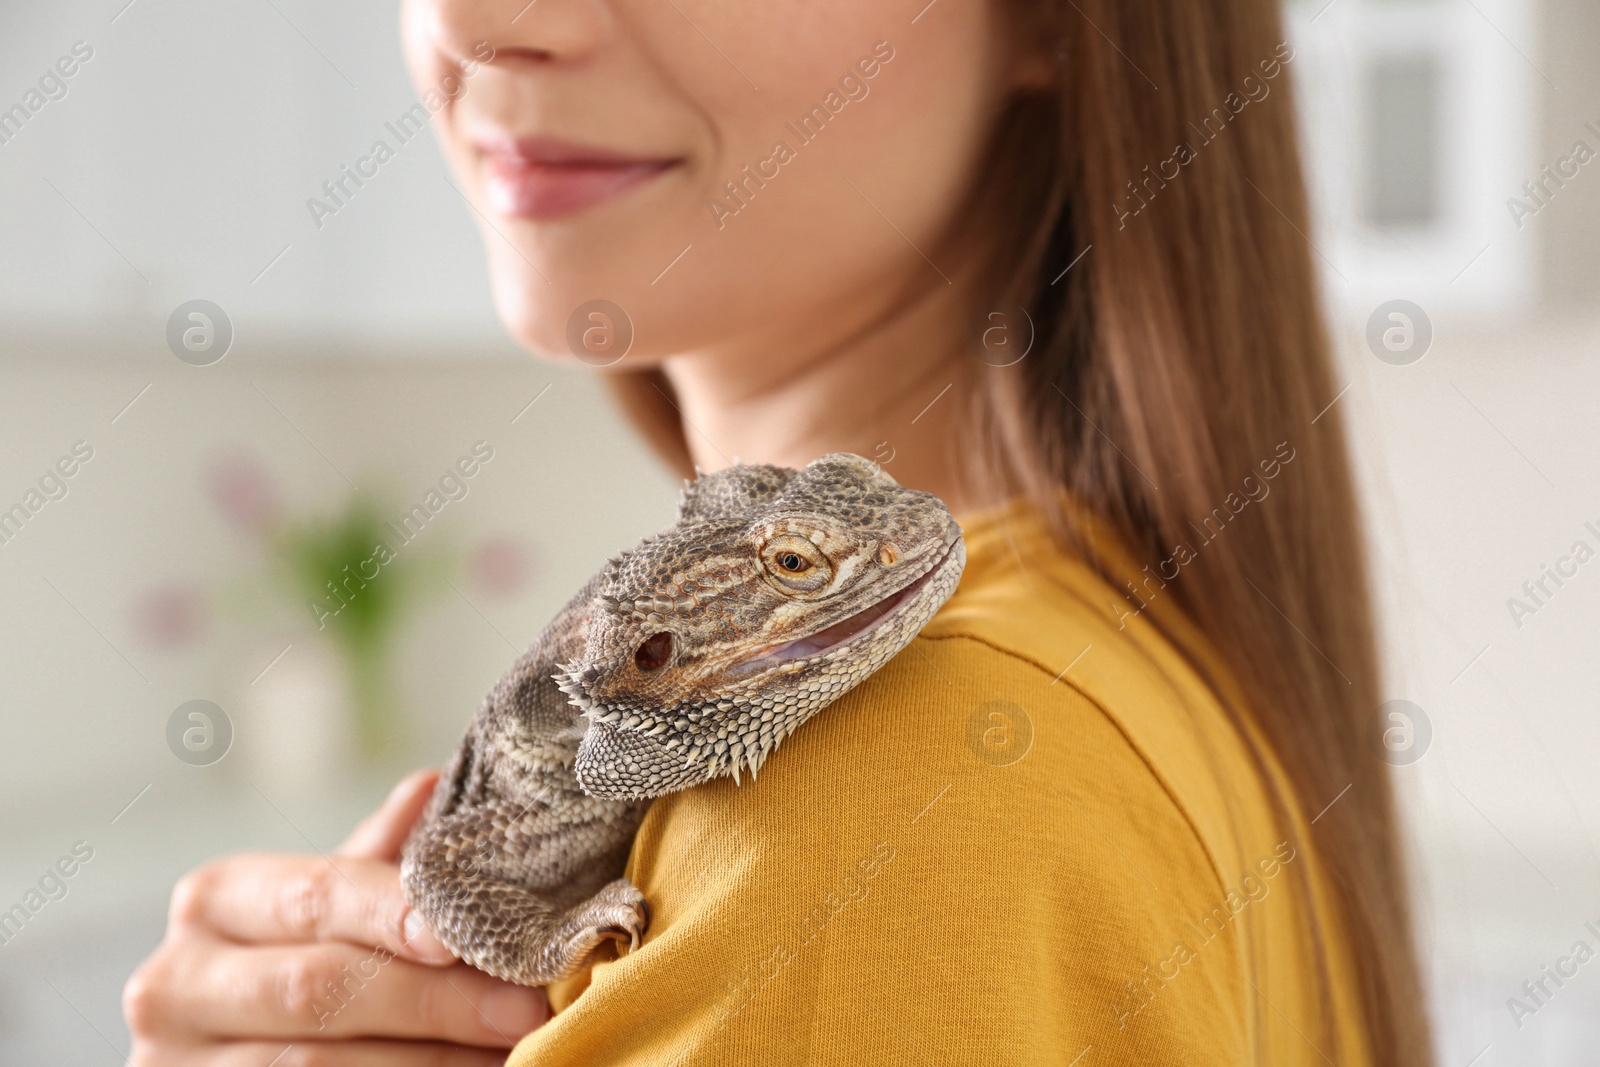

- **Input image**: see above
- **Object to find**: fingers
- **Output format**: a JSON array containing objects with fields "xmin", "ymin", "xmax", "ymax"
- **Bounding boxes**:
[
  {"xmin": 130, "ymin": 937, "xmax": 549, "ymax": 1047},
  {"xmin": 125, "ymin": 768, "xmax": 553, "ymax": 1062},
  {"xmin": 339, "ymin": 769, "xmax": 441, "ymax": 861},
  {"xmin": 172, "ymin": 852, "xmax": 455, "ymax": 966},
  {"xmin": 130, "ymin": 1038, "xmax": 509, "ymax": 1067}
]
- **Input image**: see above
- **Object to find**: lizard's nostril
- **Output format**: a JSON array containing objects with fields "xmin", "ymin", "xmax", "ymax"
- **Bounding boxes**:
[{"xmin": 633, "ymin": 631, "xmax": 674, "ymax": 671}]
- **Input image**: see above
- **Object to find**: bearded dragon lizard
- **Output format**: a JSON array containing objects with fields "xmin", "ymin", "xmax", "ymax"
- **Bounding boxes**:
[{"xmin": 400, "ymin": 452, "xmax": 965, "ymax": 986}]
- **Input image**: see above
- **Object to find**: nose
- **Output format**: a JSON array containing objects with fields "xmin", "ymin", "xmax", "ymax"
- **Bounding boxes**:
[{"xmin": 403, "ymin": 0, "xmax": 617, "ymax": 69}]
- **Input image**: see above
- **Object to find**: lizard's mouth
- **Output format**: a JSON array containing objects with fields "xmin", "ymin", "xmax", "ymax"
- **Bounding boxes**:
[{"xmin": 731, "ymin": 529, "xmax": 962, "ymax": 674}]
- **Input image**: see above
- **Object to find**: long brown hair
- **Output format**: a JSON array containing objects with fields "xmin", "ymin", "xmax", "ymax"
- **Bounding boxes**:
[{"xmin": 605, "ymin": 0, "xmax": 1431, "ymax": 1061}]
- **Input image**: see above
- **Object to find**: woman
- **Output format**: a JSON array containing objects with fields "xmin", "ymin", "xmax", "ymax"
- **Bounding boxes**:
[{"xmin": 124, "ymin": 0, "xmax": 1432, "ymax": 1063}]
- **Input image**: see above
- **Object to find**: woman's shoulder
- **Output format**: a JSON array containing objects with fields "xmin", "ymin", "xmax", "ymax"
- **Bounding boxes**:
[
  {"xmin": 633, "ymin": 496, "xmax": 1278, "ymax": 914},
  {"xmin": 596, "ymin": 506, "xmax": 1263, "ymax": 1054},
  {"xmin": 641, "ymin": 498, "xmax": 1244, "ymax": 869},
  {"xmin": 912, "ymin": 498, "xmax": 1295, "ymax": 881},
  {"xmin": 529, "ymin": 502, "xmax": 1348, "ymax": 1064}
]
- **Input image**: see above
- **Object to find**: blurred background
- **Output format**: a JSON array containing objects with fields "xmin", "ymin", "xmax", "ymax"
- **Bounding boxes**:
[{"xmin": 0, "ymin": 0, "xmax": 1595, "ymax": 1063}]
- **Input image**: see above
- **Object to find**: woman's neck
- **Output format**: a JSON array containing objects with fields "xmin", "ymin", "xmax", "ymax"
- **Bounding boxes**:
[{"xmin": 659, "ymin": 280, "xmax": 1005, "ymax": 517}]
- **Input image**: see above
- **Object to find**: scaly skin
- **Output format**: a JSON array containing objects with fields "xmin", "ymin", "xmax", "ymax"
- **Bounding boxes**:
[{"xmin": 401, "ymin": 453, "xmax": 965, "ymax": 986}]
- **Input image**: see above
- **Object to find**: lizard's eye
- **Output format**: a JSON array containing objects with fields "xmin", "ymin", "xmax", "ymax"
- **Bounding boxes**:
[
  {"xmin": 633, "ymin": 631, "xmax": 674, "ymax": 671},
  {"xmin": 761, "ymin": 534, "xmax": 833, "ymax": 594}
]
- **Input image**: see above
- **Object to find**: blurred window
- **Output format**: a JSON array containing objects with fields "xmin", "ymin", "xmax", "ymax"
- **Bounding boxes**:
[{"xmin": 1286, "ymin": 0, "xmax": 1538, "ymax": 312}]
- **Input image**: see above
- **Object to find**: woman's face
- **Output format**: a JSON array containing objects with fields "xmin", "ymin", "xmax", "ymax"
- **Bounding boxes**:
[{"xmin": 401, "ymin": 0, "xmax": 1018, "ymax": 365}]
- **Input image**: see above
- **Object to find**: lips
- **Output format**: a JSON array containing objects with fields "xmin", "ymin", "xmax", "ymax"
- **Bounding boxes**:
[{"xmin": 475, "ymin": 137, "xmax": 678, "ymax": 220}]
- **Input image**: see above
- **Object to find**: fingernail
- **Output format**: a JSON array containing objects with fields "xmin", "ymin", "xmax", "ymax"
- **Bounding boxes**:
[
  {"xmin": 481, "ymin": 986, "xmax": 548, "ymax": 1036},
  {"xmin": 403, "ymin": 910, "xmax": 453, "ymax": 961}
]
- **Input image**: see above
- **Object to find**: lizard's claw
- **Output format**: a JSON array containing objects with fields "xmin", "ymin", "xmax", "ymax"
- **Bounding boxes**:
[
  {"xmin": 557, "ymin": 878, "xmax": 650, "ymax": 968},
  {"xmin": 615, "ymin": 892, "xmax": 649, "ymax": 954}
]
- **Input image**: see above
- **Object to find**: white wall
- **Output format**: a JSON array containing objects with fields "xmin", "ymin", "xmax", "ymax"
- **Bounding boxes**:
[{"xmin": 0, "ymin": 0, "xmax": 503, "ymax": 341}]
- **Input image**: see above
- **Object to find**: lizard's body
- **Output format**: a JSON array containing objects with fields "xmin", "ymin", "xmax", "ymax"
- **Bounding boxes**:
[{"xmin": 401, "ymin": 453, "xmax": 964, "ymax": 985}]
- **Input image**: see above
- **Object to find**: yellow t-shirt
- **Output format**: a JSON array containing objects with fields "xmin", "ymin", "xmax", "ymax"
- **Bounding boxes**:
[{"xmin": 508, "ymin": 498, "xmax": 1371, "ymax": 1065}]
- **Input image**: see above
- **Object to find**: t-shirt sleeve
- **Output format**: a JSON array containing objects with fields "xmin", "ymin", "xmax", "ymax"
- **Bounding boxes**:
[{"xmin": 506, "ymin": 635, "xmax": 1250, "ymax": 1066}]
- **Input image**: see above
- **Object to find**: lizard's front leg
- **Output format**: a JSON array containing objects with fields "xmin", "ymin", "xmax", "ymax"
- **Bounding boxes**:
[
  {"xmin": 401, "ymin": 793, "xmax": 650, "ymax": 986},
  {"xmin": 402, "ymin": 574, "xmax": 654, "ymax": 986}
]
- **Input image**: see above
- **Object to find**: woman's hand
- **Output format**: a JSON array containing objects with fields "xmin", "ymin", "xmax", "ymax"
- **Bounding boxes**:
[{"xmin": 124, "ymin": 770, "xmax": 550, "ymax": 1065}]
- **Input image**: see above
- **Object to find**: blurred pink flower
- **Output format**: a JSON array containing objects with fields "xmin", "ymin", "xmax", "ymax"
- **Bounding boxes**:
[
  {"xmin": 208, "ymin": 452, "xmax": 279, "ymax": 536},
  {"xmin": 133, "ymin": 584, "xmax": 206, "ymax": 649},
  {"xmin": 469, "ymin": 536, "xmax": 533, "ymax": 598}
]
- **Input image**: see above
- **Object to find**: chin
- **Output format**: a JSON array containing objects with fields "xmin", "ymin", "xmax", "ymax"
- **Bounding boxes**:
[
  {"xmin": 490, "ymin": 278, "xmax": 568, "ymax": 359},
  {"xmin": 487, "ymin": 259, "xmax": 695, "ymax": 369}
]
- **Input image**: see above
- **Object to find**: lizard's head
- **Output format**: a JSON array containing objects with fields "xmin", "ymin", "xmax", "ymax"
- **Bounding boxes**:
[{"xmin": 558, "ymin": 452, "xmax": 964, "ymax": 801}]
